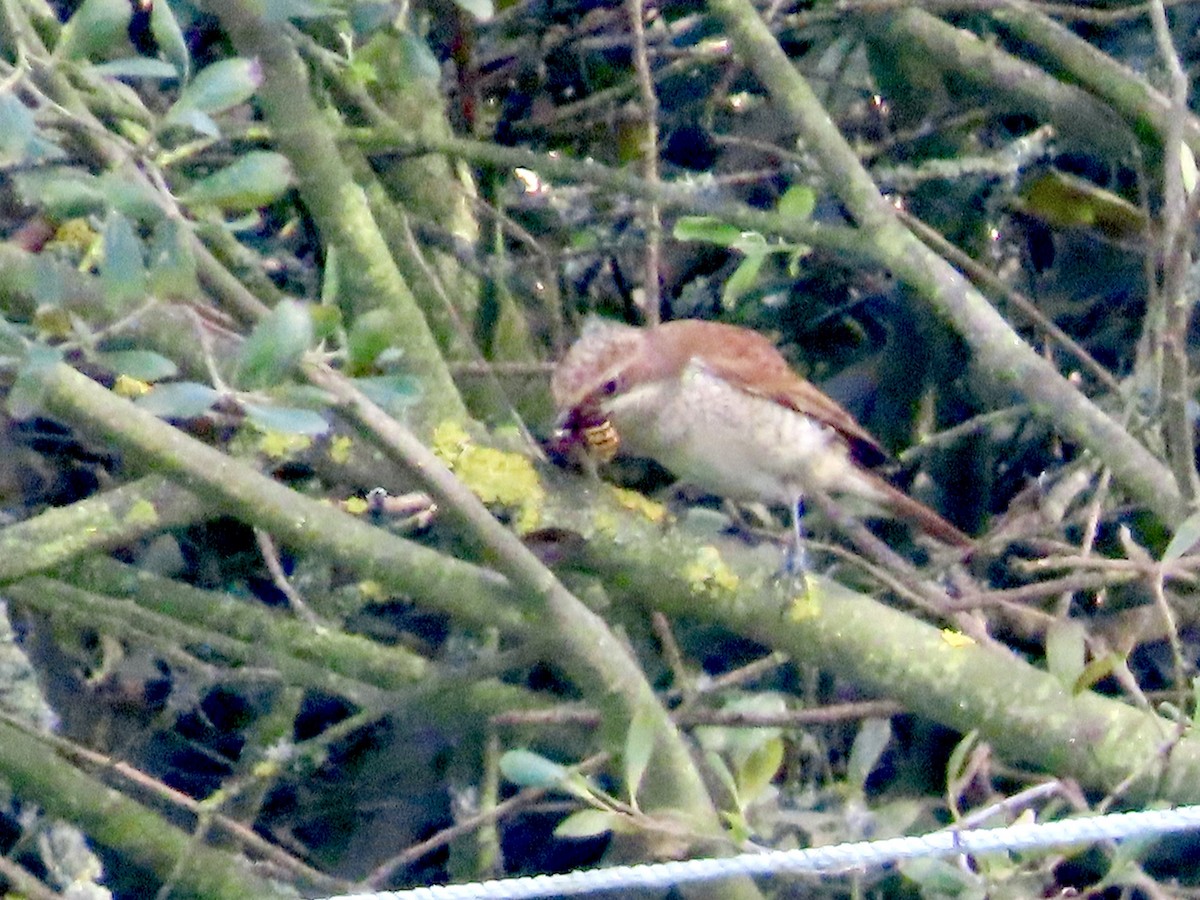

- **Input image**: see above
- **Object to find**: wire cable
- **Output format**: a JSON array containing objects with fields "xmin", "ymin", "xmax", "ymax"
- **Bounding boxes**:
[{"xmin": 324, "ymin": 805, "xmax": 1200, "ymax": 900}]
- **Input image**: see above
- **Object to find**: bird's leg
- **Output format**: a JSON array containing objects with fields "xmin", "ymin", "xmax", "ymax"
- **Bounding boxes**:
[{"xmin": 783, "ymin": 494, "xmax": 809, "ymax": 576}]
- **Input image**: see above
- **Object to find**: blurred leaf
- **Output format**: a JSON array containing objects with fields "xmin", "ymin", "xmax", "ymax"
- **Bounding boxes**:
[
  {"xmin": 166, "ymin": 58, "xmax": 261, "ymax": 123},
  {"xmin": 674, "ymin": 217, "xmax": 743, "ymax": 246},
  {"xmin": 33, "ymin": 305, "xmax": 74, "ymax": 340},
  {"xmin": 450, "ymin": 0, "xmax": 493, "ymax": 19},
  {"xmin": 9, "ymin": 344, "xmax": 63, "ymax": 420},
  {"xmin": 847, "ymin": 717, "xmax": 892, "ymax": 793},
  {"xmin": 261, "ymin": 0, "xmax": 338, "ymax": 21},
  {"xmin": 1017, "ymin": 171, "xmax": 1147, "ymax": 241},
  {"xmin": 721, "ymin": 252, "xmax": 764, "ymax": 309},
  {"xmin": 146, "ymin": 218, "xmax": 199, "ymax": 299},
  {"xmin": 98, "ymin": 169, "xmax": 167, "ymax": 225},
  {"xmin": 1045, "ymin": 619, "xmax": 1086, "ymax": 691},
  {"xmin": 150, "ymin": 0, "xmax": 190, "ymax": 81},
  {"xmin": 91, "ymin": 58, "xmax": 180, "ymax": 79},
  {"xmin": 0, "ymin": 96, "xmax": 64, "ymax": 168},
  {"xmin": 165, "ymin": 108, "xmax": 220, "ymax": 138},
  {"xmin": 1075, "ymin": 653, "xmax": 1119, "ymax": 694},
  {"xmin": 778, "ymin": 184, "xmax": 816, "ymax": 220},
  {"xmin": 136, "ymin": 381, "xmax": 220, "ymax": 418},
  {"xmin": 396, "ymin": 33, "xmax": 442, "ymax": 84},
  {"xmin": 899, "ymin": 857, "xmax": 986, "ymax": 900},
  {"xmin": 234, "ymin": 299, "xmax": 313, "ymax": 389},
  {"xmin": 0, "ymin": 316, "xmax": 30, "ymax": 358},
  {"xmin": 1182, "ymin": 144, "xmax": 1198, "ymax": 195},
  {"xmin": 944, "ymin": 729, "xmax": 979, "ymax": 792},
  {"xmin": 56, "ymin": 0, "xmax": 132, "ymax": 60},
  {"xmin": 100, "ymin": 210, "xmax": 147, "ymax": 313},
  {"xmin": 242, "ymin": 403, "xmax": 329, "ymax": 436},
  {"xmin": 1163, "ymin": 510, "xmax": 1200, "ymax": 562},
  {"xmin": 346, "ymin": 309, "xmax": 399, "ymax": 374},
  {"xmin": 182, "ymin": 151, "xmax": 295, "ymax": 212},
  {"xmin": 730, "ymin": 231, "xmax": 768, "ymax": 256},
  {"xmin": 352, "ymin": 375, "xmax": 421, "ymax": 415},
  {"xmin": 16, "ymin": 169, "xmax": 106, "ymax": 219},
  {"xmin": 95, "ymin": 350, "xmax": 179, "ymax": 381},
  {"xmin": 310, "ymin": 305, "xmax": 342, "ymax": 342},
  {"xmin": 624, "ymin": 702, "xmax": 657, "ymax": 808},
  {"xmin": 499, "ymin": 749, "xmax": 571, "ymax": 790},
  {"xmin": 553, "ymin": 810, "xmax": 618, "ymax": 840},
  {"xmin": 735, "ymin": 736, "xmax": 783, "ymax": 803}
]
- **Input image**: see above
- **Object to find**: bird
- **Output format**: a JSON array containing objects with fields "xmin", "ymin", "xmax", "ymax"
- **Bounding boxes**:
[{"xmin": 550, "ymin": 317, "xmax": 972, "ymax": 550}]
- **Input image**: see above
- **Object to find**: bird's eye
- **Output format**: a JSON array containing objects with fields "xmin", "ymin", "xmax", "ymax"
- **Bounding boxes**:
[{"xmin": 600, "ymin": 378, "xmax": 620, "ymax": 396}]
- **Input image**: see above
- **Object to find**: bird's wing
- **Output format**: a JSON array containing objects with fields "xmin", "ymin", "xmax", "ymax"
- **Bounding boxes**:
[{"xmin": 691, "ymin": 350, "xmax": 889, "ymax": 465}]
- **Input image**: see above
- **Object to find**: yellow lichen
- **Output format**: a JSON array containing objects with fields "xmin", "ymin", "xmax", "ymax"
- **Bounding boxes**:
[
  {"xmin": 431, "ymin": 420, "xmax": 544, "ymax": 532},
  {"xmin": 610, "ymin": 486, "xmax": 667, "ymax": 524},
  {"xmin": 258, "ymin": 431, "xmax": 312, "ymax": 459},
  {"xmin": 940, "ymin": 629, "xmax": 975, "ymax": 648},
  {"xmin": 342, "ymin": 496, "xmax": 369, "ymax": 515},
  {"xmin": 358, "ymin": 579, "xmax": 386, "ymax": 601},
  {"xmin": 432, "ymin": 420, "xmax": 472, "ymax": 465},
  {"xmin": 683, "ymin": 545, "xmax": 740, "ymax": 596},
  {"xmin": 114, "ymin": 374, "xmax": 151, "ymax": 398},
  {"xmin": 788, "ymin": 582, "xmax": 820, "ymax": 621},
  {"xmin": 592, "ymin": 510, "xmax": 618, "ymax": 538},
  {"xmin": 123, "ymin": 499, "xmax": 160, "ymax": 527},
  {"xmin": 328, "ymin": 434, "xmax": 353, "ymax": 464}
]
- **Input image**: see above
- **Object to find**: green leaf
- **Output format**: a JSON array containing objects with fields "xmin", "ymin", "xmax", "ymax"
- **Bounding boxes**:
[
  {"xmin": 730, "ymin": 231, "xmax": 768, "ymax": 256},
  {"xmin": 8, "ymin": 344, "xmax": 63, "ymax": 420},
  {"xmin": 100, "ymin": 211, "xmax": 147, "ymax": 313},
  {"xmin": 99, "ymin": 169, "xmax": 167, "ymax": 225},
  {"xmin": 1163, "ymin": 511, "xmax": 1200, "ymax": 561},
  {"xmin": 166, "ymin": 58, "xmax": 261, "ymax": 122},
  {"xmin": 346, "ymin": 309, "xmax": 399, "ymax": 374},
  {"xmin": 777, "ymin": 184, "xmax": 816, "ymax": 220},
  {"xmin": 846, "ymin": 717, "xmax": 892, "ymax": 793},
  {"xmin": 498, "ymin": 749, "xmax": 571, "ymax": 789},
  {"xmin": 0, "ymin": 95, "xmax": 64, "ymax": 167},
  {"xmin": 1045, "ymin": 619, "xmax": 1086, "ymax": 691},
  {"xmin": 450, "ymin": 0, "xmax": 493, "ymax": 18},
  {"xmin": 0, "ymin": 316, "xmax": 30, "ymax": 358},
  {"xmin": 56, "ymin": 0, "xmax": 132, "ymax": 60},
  {"xmin": 735, "ymin": 736, "xmax": 783, "ymax": 803},
  {"xmin": 242, "ymin": 403, "xmax": 329, "ymax": 436},
  {"xmin": 309, "ymin": 305, "xmax": 342, "ymax": 342},
  {"xmin": 553, "ymin": 810, "xmax": 618, "ymax": 840},
  {"xmin": 943, "ymin": 729, "xmax": 979, "ymax": 791},
  {"xmin": 899, "ymin": 857, "xmax": 986, "ymax": 900},
  {"xmin": 234, "ymin": 299, "xmax": 313, "ymax": 390},
  {"xmin": 95, "ymin": 350, "xmax": 178, "ymax": 381},
  {"xmin": 721, "ymin": 252, "xmax": 765, "ymax": 309},
  {"xmin": 182, "ymin": 151, "xmax": 294, "ymax": 212},
  {"xmin": 673, "ymin": 217, "xmax": 743, "ymax": 246},
  {"xmin": 1018, "ymin": 171, "xmax": 1147, "ymax": 241},
  {"xmin": 624, "ymin": 702, "xmax": 657, "ymax": 808},
  {"xmin": 16, "ymin": 169, "xmax": 106, "ymax": 219},
  {"xmin": 352, "ymin": 375, "xmax": 421, "ymax": 415},
  {"xmin": 91, "ymin": 58, "xmax": 180, "ymax": 80},
  {"xmin": 146, "ymin": 218, "xmax": 199, "ymax": 299},
  {"xmin": 1075, "ymin": 652, "xmax": 1119, "ymax": 694},
  {"xmin": 260, "ymin": 0, "xmax": 337, "ymax": 22},
  {"xmin": 150, "ymin": 0, "xmax": 190, "ymax": 81},
  {"xmin": 136, "ymin": 381, "xmax": 221, "ymax": 418}
]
